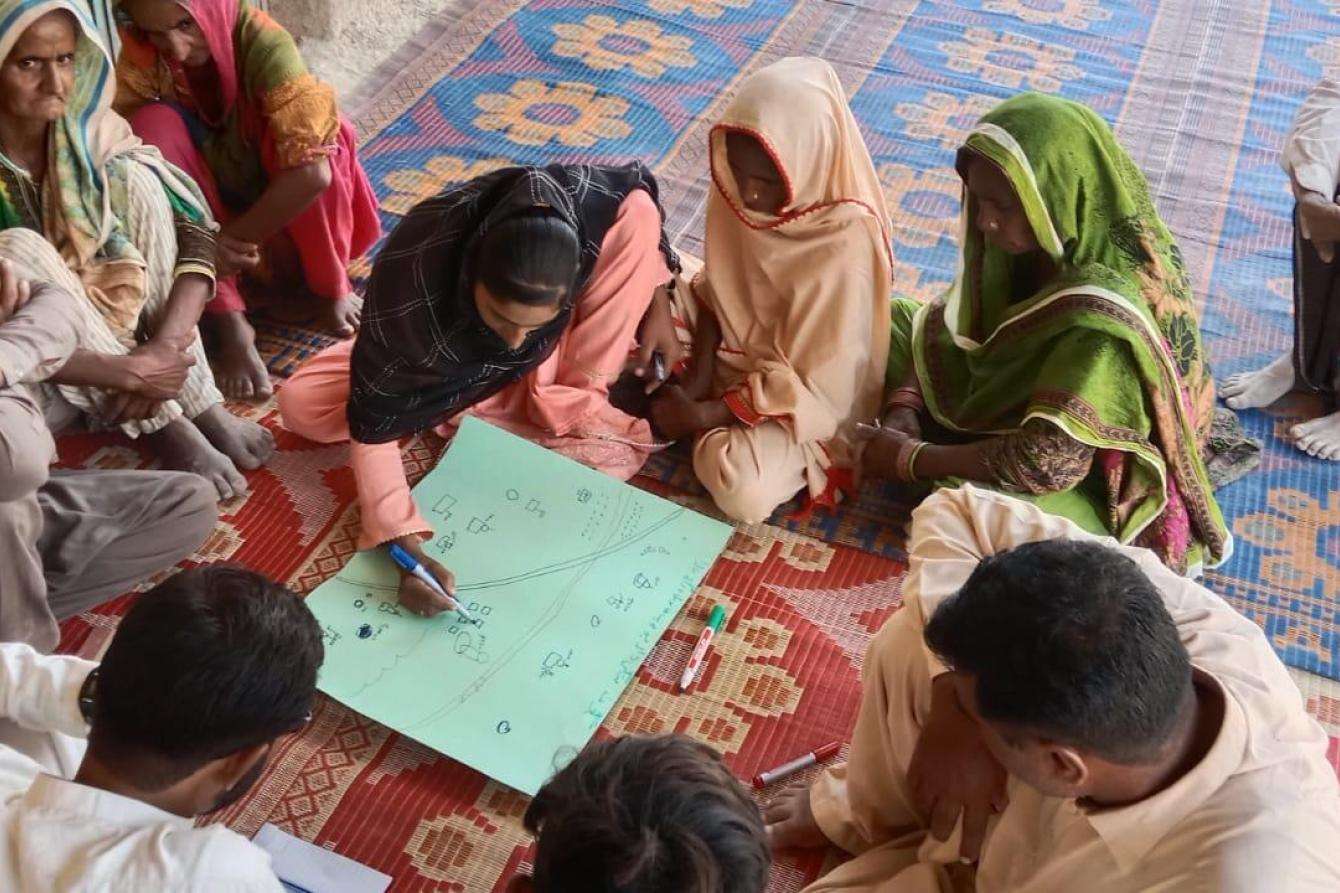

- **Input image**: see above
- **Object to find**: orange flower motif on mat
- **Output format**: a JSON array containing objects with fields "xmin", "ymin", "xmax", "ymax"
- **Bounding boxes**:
[
  {"xmin": 551, "ymin": 15, "xmax": 696, "ymax": 79},
  {"xmin": 941, "ymin": 28, "xmax": 1083, "ymax": 93},
  {"xmin": 879, "ymin": 162, "xmax": 962, "ymax": 250},
  {"xmin": 982, "ymin": 0, "xmax": 1111, "ymax": 30},
  {"xmin": 648, "ymin": 0, "xmax": 753, "ymax": 20},
  {"xmin": 474, "ymin": 80, "xmax": 632, "ymax": 148},
  {"xmin": 894, "ymin": 90, "xmax": 997, "ymax": 150},
  {"xmin": 1233, "ymin": 487, "xmax": 1340, "ymax": 595},
  {"xmin": 380, "ymin": 154, "xmax": 510, "ymax": 216}
]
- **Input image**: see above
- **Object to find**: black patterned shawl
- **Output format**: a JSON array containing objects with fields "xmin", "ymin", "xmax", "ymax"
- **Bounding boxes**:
[{"xmin": 347, "ymin": 163, "xmax": 678, "ymax": 443}]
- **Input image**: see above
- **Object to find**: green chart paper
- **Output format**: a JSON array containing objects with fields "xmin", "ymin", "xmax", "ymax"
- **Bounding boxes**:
[{"xmin": 305, "ymin": 417, "xmax": 733, "ymax": 795}]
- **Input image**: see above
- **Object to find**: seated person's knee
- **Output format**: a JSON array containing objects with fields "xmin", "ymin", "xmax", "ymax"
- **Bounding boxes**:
[
  {"xmin": 126, "ymin": 102, "xmax": 191, "ymax": 140},
  {"xmin": 704, "ymin": 473, "xmax": 784, "ymax": 524},
  {"xmin": 0, "ymin": 438, "xmax": 49, "ymax": 503}
]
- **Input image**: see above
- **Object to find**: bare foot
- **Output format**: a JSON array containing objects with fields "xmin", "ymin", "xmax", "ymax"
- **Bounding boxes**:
[
  {"xmin": 206, "ymin": 311, "xmax": 273, "ymax": 401},
  {"xmin": 266, "ymin": 291, "xmax": 361, "ymax": 338},
  {"xmin": 763, "ymin": 782, "xmax": 829, "ymax": 850},
  {"xmin": 316, "ymin": 293, "xmax": 362, "ymax": 338},
  {"xmin": 1221, "ymin": 353, "xmax": 1294, "ymax": 410},
  {"xmin": 148, "ymin": 417, "xmax": 249, "ymax": 501},
  {"xmin": 193, "ymin": 403, "xmax": 276, "ymax": 471},
  {"xmin": 1290, "ymin": 410, "xmax": 1340, "ymax": 460}
]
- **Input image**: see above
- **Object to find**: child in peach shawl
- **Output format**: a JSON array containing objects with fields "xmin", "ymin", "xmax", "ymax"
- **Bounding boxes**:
[{"xmin": 651, "ymin": 56, "xmax": 893, "ymax": 523}]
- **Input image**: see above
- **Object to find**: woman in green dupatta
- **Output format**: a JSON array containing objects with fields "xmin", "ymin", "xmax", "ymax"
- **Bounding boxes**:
[{"xmin": 867, "ymin": 93, "xmax": 1252, "ymax": 573}]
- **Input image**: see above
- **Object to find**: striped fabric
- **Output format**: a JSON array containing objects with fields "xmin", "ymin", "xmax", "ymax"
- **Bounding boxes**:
[{"xmin": 0, "ymin": 162, "xmax": 223, "ymax": 436}]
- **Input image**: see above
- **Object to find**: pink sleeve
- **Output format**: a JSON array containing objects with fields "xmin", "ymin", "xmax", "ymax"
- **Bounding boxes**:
[{"xmin": 351, "ymin": 439, "xmax": 433, "ymax": 550}]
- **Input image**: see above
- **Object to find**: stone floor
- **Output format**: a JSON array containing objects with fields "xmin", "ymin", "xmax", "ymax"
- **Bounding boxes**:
[{"xmin": 265, "ymin": 0, "xmax": 447, "ymax": 100}]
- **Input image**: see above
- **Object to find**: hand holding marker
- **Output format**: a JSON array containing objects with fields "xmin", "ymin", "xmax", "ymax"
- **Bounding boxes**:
[
  {"xmin": 387, "ymin": 542, "xmax": 478, "ymax": 624},
  {"xmin": 679, "ymin": 604, "xmax": 727, "ymax": 691}
]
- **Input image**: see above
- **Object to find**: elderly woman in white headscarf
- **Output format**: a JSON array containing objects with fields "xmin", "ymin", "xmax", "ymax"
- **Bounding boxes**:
[{"xmin": 0, "ymin": 0, "xmax": 272, "ymax": 500}]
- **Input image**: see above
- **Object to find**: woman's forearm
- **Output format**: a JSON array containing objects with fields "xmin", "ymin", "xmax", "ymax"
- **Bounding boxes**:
[
  {"xmin": 913, "ymin": 440, "xmax": 993, "ymax": 482},
  {"xmin": 154, "ymin": 273, "xmax": 213, "ymax": 344},
  {"xmin": 224, "ymin": 159, "xmax": 332, "ymax": 244}
]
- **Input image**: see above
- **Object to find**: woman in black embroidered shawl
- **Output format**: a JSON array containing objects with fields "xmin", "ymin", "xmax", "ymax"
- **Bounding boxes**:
[{"xmin": 279, "ymin": 163, "xmax": 680, "ymax": 615}]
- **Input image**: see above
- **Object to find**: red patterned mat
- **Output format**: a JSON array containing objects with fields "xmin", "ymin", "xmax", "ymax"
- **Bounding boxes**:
[{"xmin": 56, "ymin": 405, "xmax": 905, "ymax": 891}]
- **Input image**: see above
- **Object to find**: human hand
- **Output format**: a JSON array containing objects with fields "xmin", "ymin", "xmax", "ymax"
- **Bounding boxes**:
[
  {"xmin": 392, "ymin": 535, "xmax": 457, "ymax": 618},
  {"xmin": 0, "ymin": 258, "xmax": 32, "ymax": 325},
  {"xmin": 632, "ymin": 283, "xmax": 685, "ymax": 394},
  {"xmin": 650, "ymin": 384, "xmax": 710, "ymax": 441},
  {"xmin": 124, "ymin": 338, "xmax": 195, "ymax": 399},
  {"xmin": 880, "ymin": 406, "xmax": 922, "ymax": 439},
  {"xmin": 1297, "ymin": 192, "xmax": 1340, "ymax": 262},
  {"xmin": 104, "ymin": 393, "xmax": 164, "ymax": 424},
  {"xmin": 907, "ymin": 675, "xmax": 1009, "ymax": 862},
  {"xmin": 763, "ymin": 782, "xmax": 829, "ymax": 850},
  {"xmin": 855, "ymin": 421, "xmax": 913, "ymax": 480},
  {"xmin": 216, "ymin": 233, "xmax": 261, "ymax": 278}
]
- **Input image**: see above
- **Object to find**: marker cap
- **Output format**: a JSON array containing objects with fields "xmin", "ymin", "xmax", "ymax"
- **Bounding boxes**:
[
  {"xmin": 706, "ymin": 604, "xmax": 727, "ymax": 633},
  {"xmin": 813, "ymin": 741, "xmax": 842, "ymax": 762}
]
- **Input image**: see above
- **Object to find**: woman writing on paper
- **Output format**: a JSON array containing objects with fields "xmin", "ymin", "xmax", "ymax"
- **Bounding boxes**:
[{"xmin": 278, "ymin": 163, "xmax": 681, "ymax": 616}]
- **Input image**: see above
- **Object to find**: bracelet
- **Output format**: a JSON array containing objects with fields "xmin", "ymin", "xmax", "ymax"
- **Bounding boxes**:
[
  {"xmin": 884, "ymin": 386, "xmax": 924, "ymax": 415},
  {"xmin": 894, "ymin": 437, "xmax": 928, "ymax": 483}
]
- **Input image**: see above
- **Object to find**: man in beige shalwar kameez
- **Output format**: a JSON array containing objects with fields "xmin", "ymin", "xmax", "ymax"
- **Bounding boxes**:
[{"xmin": 766, "ymin": 485, "xmax": 1340, "ymax": 892}]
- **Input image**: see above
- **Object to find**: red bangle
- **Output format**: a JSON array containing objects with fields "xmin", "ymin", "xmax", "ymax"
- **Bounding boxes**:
[{"xmin": 884, "ymin": 386, "xmax": 924, "ymax": 415}]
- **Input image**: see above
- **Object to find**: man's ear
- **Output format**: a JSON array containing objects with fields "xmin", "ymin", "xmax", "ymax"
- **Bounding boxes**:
[{"xmin": 1049, "ymin": 745, "xmax": 1089, "ymax": 794}]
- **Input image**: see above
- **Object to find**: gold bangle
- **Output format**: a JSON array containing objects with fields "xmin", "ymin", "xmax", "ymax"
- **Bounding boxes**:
[{"xmin": 906, "ymin": 440, "xmax": 927, "ymax": 483}]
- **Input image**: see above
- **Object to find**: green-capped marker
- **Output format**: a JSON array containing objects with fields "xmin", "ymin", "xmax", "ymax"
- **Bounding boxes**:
[{"xmin": 679, "ymin": 604, "xmax": 728, "ymax": 692}]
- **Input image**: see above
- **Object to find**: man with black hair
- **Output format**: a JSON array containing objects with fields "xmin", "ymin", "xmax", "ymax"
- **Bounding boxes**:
[
  {"xmin": 510, "ymin": 734, "xmax": 770, "ymax": 893},
  {"xmin": 766, "ymin": 485, "xmax": 1340, "ymax": 891},
  {"xmin": 0, "ymin": 566, "xmax": 322, "ymax": 890}
]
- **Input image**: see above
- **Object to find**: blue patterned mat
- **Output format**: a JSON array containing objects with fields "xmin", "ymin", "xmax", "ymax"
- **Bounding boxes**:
[{"xmin": 338, "ymin": 0, "xmax": 1340, "ymax": 679}]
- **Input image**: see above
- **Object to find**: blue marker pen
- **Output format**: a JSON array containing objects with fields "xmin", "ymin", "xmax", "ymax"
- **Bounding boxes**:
[{"xmin": 387, "ymin": 543, "xmax": 477, "ymax": 623}]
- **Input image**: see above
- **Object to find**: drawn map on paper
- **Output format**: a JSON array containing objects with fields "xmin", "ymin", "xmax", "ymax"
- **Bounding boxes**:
[{"xmin": 305, "ymin": 417, "xmax": 733, "ymax": 795}]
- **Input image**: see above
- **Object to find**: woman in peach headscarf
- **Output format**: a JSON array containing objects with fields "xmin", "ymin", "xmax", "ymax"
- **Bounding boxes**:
[{"xmin": 650, "ymin": 56, "xmax": 892, "ymax": 523}]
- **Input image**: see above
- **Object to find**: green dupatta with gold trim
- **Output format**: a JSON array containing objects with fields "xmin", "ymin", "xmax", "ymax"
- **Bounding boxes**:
[{"xmin": 906, "ymin": 93, "xmax": 1229, "ymax": 571}]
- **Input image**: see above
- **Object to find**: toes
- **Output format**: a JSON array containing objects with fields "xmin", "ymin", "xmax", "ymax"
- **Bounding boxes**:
[
  {"xmin": 208, "ymin": 470, "xmax": 237, "ymax": 501},
  {"xmin": 253, "ymin": 375, "xmax": 275, "ymax": 400},
  {"xmin": 1225, "ymin": 396, "xmax": 1244, "ymax": 410},
  {"xmin": 224, "ymin": 463, "xmax": 249, "ymax": 497}
]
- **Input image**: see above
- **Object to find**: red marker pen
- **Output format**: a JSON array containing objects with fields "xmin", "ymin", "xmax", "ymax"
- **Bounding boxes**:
[{"xmin": 752, "ymin": 741, "xmax": 842, "ymax": 789}]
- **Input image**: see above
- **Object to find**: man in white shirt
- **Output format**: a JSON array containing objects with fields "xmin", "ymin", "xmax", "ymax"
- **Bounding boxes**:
[
  {"xmin": 0, "ymin": 565, "xmax": 324, "ymax": 891},
  {"xmin": 1223, "ymin": 75, "xmax": 1340, "ymax": 459},
  {"xmin": 766, "ymin": 485, "xmax": 1340, "ymax": 891}
]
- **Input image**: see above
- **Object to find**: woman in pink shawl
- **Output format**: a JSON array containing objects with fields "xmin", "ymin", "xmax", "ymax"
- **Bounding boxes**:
[{"xmin": 114, "ymin": 0, "xmax": 380, "ymax": 400}]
